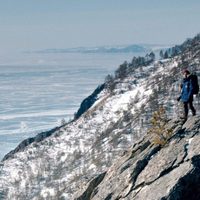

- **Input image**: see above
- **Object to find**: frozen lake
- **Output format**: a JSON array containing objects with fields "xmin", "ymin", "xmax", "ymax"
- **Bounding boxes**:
[{"xmin": 0, "ymin": 52, "xmax": 146, "ymax": 159}]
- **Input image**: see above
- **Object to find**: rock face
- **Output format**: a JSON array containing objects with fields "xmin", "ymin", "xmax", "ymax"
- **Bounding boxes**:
[
  {"xmin": 74, "ymin": 84, "xmax": 105, "ymax": 119},
  {"xmin": 76, "ymin": 116, "xmax": 200, "ymax": 200}
]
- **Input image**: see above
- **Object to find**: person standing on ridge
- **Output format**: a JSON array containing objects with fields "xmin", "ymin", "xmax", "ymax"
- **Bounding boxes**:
[{"xmin": 177, "ymin": 69, "xmax": 196, "ymax": 121}]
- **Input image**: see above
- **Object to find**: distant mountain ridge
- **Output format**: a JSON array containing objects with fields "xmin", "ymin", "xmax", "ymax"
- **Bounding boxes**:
[{"xmin": 34, "ymin": 44, "xmax": 172, "ymax": 54}]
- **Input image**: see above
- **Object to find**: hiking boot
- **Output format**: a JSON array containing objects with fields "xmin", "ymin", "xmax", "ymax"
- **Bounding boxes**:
[
  {"xmin": 192, "ymin": 111, "xmax": 196, "ymax": 116},
  {"xmin": 180, "ymin": 116, "xmax": 187, "ymax": 123}
]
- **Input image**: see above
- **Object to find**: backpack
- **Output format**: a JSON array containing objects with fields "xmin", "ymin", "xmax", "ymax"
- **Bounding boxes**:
[{"xmin": 190, "ymin": 74, "xmax": 199, "ymax": 94}]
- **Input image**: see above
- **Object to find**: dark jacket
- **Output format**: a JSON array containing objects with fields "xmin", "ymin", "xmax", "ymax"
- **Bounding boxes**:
[{"xmin": 181, "ymin": 75, "xmax": 193, "ymax": 102}]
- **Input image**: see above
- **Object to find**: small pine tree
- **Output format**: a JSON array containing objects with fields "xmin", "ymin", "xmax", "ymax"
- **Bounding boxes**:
[
  {"xmin": 61, "ymin": 118, "xmax": 66, "ymax": 126},
  {"xmin": 105, "ymin": 74, "xmax": 115, "ymax": 92},
  {"xmin": 131, "ymin": 56, "xmax": 137, "ymax": 66},
  {"xmin": 164, "ymin": 51, "xmax": 169, "ymax": 59},
  {"xmin": 148, "ymin": 107, "xmax": 173, "ymax": 146},
  {"xmin": 115, "ymin": 61, "xmax": 128, "ymax": 80},
  {"xmin": 159, "ymin": 50, "xmax": 164, "ymax": 59},
  {"xmin": 149, "ymin": 52, "xmax": 155, "ymax": 61}
]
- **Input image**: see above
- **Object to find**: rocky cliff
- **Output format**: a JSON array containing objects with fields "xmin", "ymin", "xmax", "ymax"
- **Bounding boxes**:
[{"xmin": 75, "ymin": 116, "xmax": 200, "ymax": 200}]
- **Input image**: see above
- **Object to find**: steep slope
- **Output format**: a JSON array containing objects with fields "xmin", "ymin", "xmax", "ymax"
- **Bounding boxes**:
[
  {"xmin": 0, "ymin": 34, "xmax": 200, "ymax": 200},
  {"xmin": 76, "ymin": 116, "xmax": 200, "ymax": 200}
]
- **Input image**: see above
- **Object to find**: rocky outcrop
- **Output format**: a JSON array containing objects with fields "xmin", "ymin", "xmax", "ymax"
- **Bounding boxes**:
[
  {"xmin": 75, "ymin": 116, "xmax": 200, "ymax": 200},
  {"xmin": 76, "ymin": 172, "xmax": 107, "ymax": 200},
  {"xmin": 2, "ymin": 126, "xmax": 62, "ymax": 161},
  {"xmin": 74, "ymin": 84, "xmax": 105, "ymax": 119}
]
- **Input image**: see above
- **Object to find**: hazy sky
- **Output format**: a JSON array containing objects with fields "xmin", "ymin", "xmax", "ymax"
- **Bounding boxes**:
[{"xmin": 0, "ymin": 0, "xmax": 199, "ymax": 53}]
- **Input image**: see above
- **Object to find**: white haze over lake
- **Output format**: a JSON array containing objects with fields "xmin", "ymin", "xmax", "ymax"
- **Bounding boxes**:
[{"xmin": 0, "ymin": 52, "xmax": 146, "ymax": 159}]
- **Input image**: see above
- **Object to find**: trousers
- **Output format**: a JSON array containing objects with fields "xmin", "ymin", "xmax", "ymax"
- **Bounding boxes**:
[{"xmin": 183, "ymin": 100, "xmax": 196, "ymax": 118}]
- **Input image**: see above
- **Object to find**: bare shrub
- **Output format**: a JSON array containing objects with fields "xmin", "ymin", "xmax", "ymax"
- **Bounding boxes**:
[{"xmin": 148, "ymin": 107, "xmax": 173, "ymax": 146}]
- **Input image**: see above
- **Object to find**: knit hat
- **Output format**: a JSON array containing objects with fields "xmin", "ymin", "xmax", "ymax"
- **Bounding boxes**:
[{"xmin": 182, "ymin": 69, "xmax": 190, "ymax": 75}]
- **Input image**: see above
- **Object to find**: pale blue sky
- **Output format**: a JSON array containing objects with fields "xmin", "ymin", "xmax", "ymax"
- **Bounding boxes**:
[{"xmin": 0, "ymin": 0, "xmax": 199, "ymax": 53}]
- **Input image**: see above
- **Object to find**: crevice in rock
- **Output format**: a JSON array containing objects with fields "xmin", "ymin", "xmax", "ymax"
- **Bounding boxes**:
[
  {"xmin": 169, "ymin": 128, "xmax": 186, "ymax": 141},
  {"xmin": 159, "ymin": 159, "xmax": 178, "ymax": 177},
  {"xmin": 123, "ymin": 145, "xmax": 161, "ymax": 198},
  {"xmin": 182, "ymin": 143, "xmax": 189, "ymax": 161},
  {"xmin": 104, "ymin": 193, "xmax": 113, "ymax": 200},
  {"xmin": 120, "ymin": 140, "xmax": 151, "ymax": 174},
  {"xmin": 75, "ymin": 172, "xmax": 106, "ymax": 200},
  {"xmin": 129, "ymin": 140, "xmax": 151, "ymax": 160},
  {"xmin": 191, "ymin": 130, "xmax": 199, "ymax": 138},
  {"xmin": 169, "ymin": 117, "xmax": 200, "ymax": 142}
]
